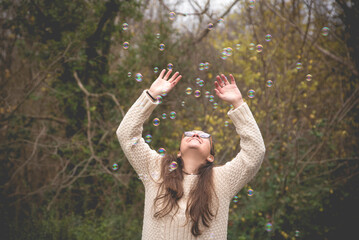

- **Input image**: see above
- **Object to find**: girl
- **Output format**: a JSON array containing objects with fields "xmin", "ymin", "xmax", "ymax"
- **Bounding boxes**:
[{"xmin": 117, "ymin": 69, "xmax": 265, "ymax": 239}]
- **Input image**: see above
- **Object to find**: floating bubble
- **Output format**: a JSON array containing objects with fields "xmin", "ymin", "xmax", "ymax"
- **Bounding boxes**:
[
  {"xmin": 169, "ymin": 161, "xmax": 178, "ymax": 172},
  {"xmin": 209, "ymin": 233, "xmax": 215, "ymax": 239},
  {"xmin": 135, "ymin": 73, "xmax": 143, "ymax": 82},
  {"xmin": 321, "ymin": 27, "xmax": 329, "ymax": 36},
  {"xmin": 194, "ymin": 90, "xmax": 201, "ymax": 98},
  {"xmin": 247, "ymin": 89, "xmax": 255, "ymax": 98},
  {"xmin": 198, "ymin": 80, "xmax": 204, "ymax": 87},
  {"xmin": 256, "ymin": 44, "xmax": 263, "ymax": 53},
  {"xmin": 221, "ymin": 51, "xmax": 228, "ymax": 60},
  {"xmin": 230, "ymin": 104, "xmax": 234, "ymax": 110},
  {"xmin": 224, "ymin": 121, "xmax": 229, "ymax": 127},
  {"xmin": 199, "ymin": 63, "xmax": 205, "ymax": 71},
  {"xmin": 225, "ymin": 47, "xmax": 233, "ymax": 56},
  {"xmin": 131, "ymin": 137, "xmax": 138, "ymax": 145},
  {"xmin": 306, "ymin": 74, "xmax": 312, "ymax": 81},
  {"xmin": 159, "ymin": 43, "xmax": 165, "ymax": 51},
  {"xmin": 233, "ymin": 196, "xmax": 239, "ymax": 203},
  {"xmin": 162, "ymin": 113, "xmax": 167, "ymax": 119},
  {"xmin": 128, "ymin": 72, "xmax": 132, "ymax": 77},
  {"xmin": 112, "ymin": 163, "xmax": 119, "ymax": 171},
  {"xmin": 265, "ymin": 34, "xmax": 272, "ymax": 42},
  {"xmin": 170, "ymin": 111, "xmax": 176, "ymax": 119},
  {"xmin": 122, "ymin": 23, "xmax": 128, "ymax": 31},
  {"xmin": 196, "ymin": 77, "xmax": 201, "ymax": 85},
  {"xmin": 181, "ymin": 101, "xmax": 185, "ymax": 107},
  {"xmin": 158, "ymin": 148, "xmax": 166, "ymax": 157},
  {"xmin": 213, "ymin": 102, "xmax": 218, "ymax": 109},
  {"xmin": 217, "ymin": 18, "xmax": 224, "ymax": 24},
  {"xmin": 249, "ymin": 43, "xmax": 255, "ymax": 50},
  {"xmin": 204, "ymin": 62, "xmax": 209, "ymax": 70},
  {"xmin": 295, "ymin": 230, "xmax": 300, "ymax": 237},
  {"xmin": 154, "ymin": 67, "xmax": 159, "ymax": 73},
  {"xmin": 156, "ymin": 33, "xmax": 160, "ymax": 39},
  {"xmin": 167, "ymin": 63, "xmax": 173, "ymax": 70},
  {"xmin": 265, "ymin": 222, "xmax": 272, "ymax": 232},
  {"xmin": 123, "ymin": 41, "xmax": 129, "ymax": 49},
  {"xmin": 266, "ymin": 80, "xmax": 273, "ymax": 87},
  {"xmin": 205, "ymin": 91, "xmax": 210, "ymax": 98},
  {"xmin": 161, "ymin": 88, "xmax": 168, "ymax": 97},
  {"xmin": 209, "ymin": 95, "xmax": 214, "ymax": 102},
  {"xmin": 249, "ymin": 0, "xmax": 256, "ymax": 8},
  {"xmin": 169, "ymin": 12, "xmax": 176, "ymax": 21},
  {"xmin": 153, "ymin": 118, "xmax": 160, "ymax": 126},
  {"xmin": 248, "ymin": 188, "xmax": 254, "ymax": 196},
  {"xmin": 208, "ymin": 23, "xmax": 214, "ymax": 30},
  {"xmin": 186, "ymin": 87, "xmax": 192, "ymax": 95},
  {"xmin": 155, "ymin": 96, "xmax": 163, "ymax": 104},
  {"xmin": 236, "ymin": 44, "xmax": 241, "ymax": 50},
  {"xmin": 296, "ymin": 62, "xmax": 302, "ymax": 70},
  {"xmin": 145, "ymin": 134, "xmax": 152, "ymax": 143}
]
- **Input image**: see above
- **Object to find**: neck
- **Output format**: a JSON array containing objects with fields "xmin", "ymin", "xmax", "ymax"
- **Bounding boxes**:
[{"xmin": 181, "ymin": 151, "xmax": 207, "ymax": 175}]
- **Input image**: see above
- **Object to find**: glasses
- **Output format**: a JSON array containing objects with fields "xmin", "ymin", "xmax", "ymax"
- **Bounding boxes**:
[{"xmin": 183, "ymin": 131, "xmax": 211, "ymax": 139}]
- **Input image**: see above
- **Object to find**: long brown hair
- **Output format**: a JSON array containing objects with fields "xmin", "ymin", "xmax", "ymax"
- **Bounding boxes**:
[{"xmin": 153, "ymin": 138, "xmax": 218, "ymax": 237}]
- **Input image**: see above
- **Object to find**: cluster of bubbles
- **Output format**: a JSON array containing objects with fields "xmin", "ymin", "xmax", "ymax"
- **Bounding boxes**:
[
  {"xmin": 159, "ymin": 43, "xmax": 165, "ymax": 51},
  {"xmin": 169, "ymin": 12, "xmax": 176, "ymax": 21},
  {"xmin": 265, "ymin": 222, "xmax": 273, "ymax": 232},
  {"xmin": 306, "ymin": 74, "xmax": 312, "ymax": 81},
  {"xmin": 247, "ymin": 89, "xmax": 255, "ymax": 98},
  {"xmin": 198, "ymin": 62, "xmax": 210, "ymax": 70},
  {"xmin": 135, "ymin": 73, "xmax": 143, "ymax": 82},
  {"xmin": 158, "ymin": 148, "xmax": 166, "ymax": 156},
  {"xmin": 266, "ymin": 80, "xmax": 273, "ymax": 87},
  {"xmin": 221, "ymin": 47, "xmax": 233, "ymax": 60},
  {"xmin": 122, "ymin": 23, "xmax": 128, "ymax": 31},
  {"xmin": 169, "ymin": 161, "xmax": 178, "ymax": 172},
  {"xmin": 265, "ymin": 34, "xmax": 272, "ymax": 42},
  {"xmin": 167, "ymin": 63, "xmax": 173, "ymax": 70},
  {"xmin": 154, "ymin": 67, "xmax": 159, "ymax": 73},
  {"xmin": 123, "ymin": 41, "xmax": 129, "ymax": 50},
  {"xmin": 196, "ymin": 78, "xmax": 205, "ymax": 87},
  {"xmin": 248, "ymin": 188, "xmax": 254, "ymax": 196},
  {"xmin": 145, "ymin": 134, "xmax": 152, "ymax": 143},
  {"xmin": 296, "ymin": 62, "xmax": 302, "ymax": 70},
  {"xmin": 321, "ymin": 27, "xmax": 329, "ymax": 36},
  {"xmin": 112, "ymin": 163, "xmax": 119, "ymax": 171},
  {"xmin": 249, "ymin": 0, "xmax": 256, "ymax": 8}
]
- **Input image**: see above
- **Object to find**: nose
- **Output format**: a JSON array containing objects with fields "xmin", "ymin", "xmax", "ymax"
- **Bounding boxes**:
[{"xmin": 192, "ymin": 133, "xmax": 200, "ymax": 138}]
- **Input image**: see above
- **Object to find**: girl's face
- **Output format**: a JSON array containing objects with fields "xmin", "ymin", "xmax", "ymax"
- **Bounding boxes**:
[{"xmin": 179, "ymin": 130, "xmax": 212, "ymax": 160}]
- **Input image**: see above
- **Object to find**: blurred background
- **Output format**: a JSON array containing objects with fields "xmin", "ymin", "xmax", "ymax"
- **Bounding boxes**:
[{"xmin": 1, "ymin": 0, "xmax": 358, "ymax": 239}]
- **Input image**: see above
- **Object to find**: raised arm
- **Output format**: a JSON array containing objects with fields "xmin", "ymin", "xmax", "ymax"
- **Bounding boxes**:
[
  {"xmin": 116, "ymin": 69, "xmax": 182, "ymax": 179},
  {"xmin": 214, "ymin": 74, "xmax": 266, "ymax": 199}
]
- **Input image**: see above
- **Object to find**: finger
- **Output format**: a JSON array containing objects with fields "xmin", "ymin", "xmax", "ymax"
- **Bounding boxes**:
[
  {"xmin": 214, "ymin": 88, "xmax": 221, "ymax": 97},
  {"xmin": 169, "ymin": 72, "xmax": 179, "ymax": 82},
  {"xmin": 172, "ymin": 75, "xmax": 182, "ymax": 86},
  {"xmin": 159, "ymin": 69, "xmax": 166, "ymax": 79},
  {"xmin": 229, "ymin": 74, "xmax": 236, "ymax": 85},
  {"xmin": 214, "ymin": 81, "xmax": 224, "ymax": 94},
  {"xmin": 222, "ymin": 74, "xmax": 230, "ymax": 85},
  {"xmin": 164, "ymin": 69, "xmax": 173, "ymax": 80},
  {"xmin": 216, "ymin": 75, "xmax": 224, "ymax": 87}
]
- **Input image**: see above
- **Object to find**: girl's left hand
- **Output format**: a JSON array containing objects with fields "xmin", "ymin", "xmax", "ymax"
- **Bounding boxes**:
[{"xmin": 214, "ymin": 74, "xmax": 244, "ymax": 108}]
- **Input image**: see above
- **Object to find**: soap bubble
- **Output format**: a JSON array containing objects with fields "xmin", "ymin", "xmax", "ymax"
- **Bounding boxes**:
[
  {"xmin": 265, "ymin": 34, "xmax": 272, "ymax": 42},
  {"xmin": 198, "ymin": 80, "xmax": 204, "ymax": 87},
  {"xmin": 194, "ymin": 90, "xmax": 201, "ymax": 98},
  {"xmin": 186, "ymin": 87, "xmax": 192, "ymax": 95},
  {"xmin": 123, "ymin": 41, "xmax": 129, "ymax": 49},
  {"xmin": 225, "ymin": 47, "xmax": 233, "ymax": 56},
  {"xmin": 156, "ymin": 33, "xmax": 160, "ymax": 39},
  {"xmin": 169, "ymin": 161, "xmax": 178, "ymax": 172},
  {"xmin": 181, "ymin": 101, "xmax": 185, "ymax": 107},
  {"xmin": 321, "ymin": 27, "xmax": 329, "ymax": 36},
  {"xmin": 265, "ymin": 222, "xmax": 272, "ymax": 232},
  {"xmin": 296, "ymin": 62, "xmax": 302, "ymax": 70},
  {"xmin": 135, "ymin": 73, "xmax": 143, "ymax": 82},
  {"xmin": 209, "ymin": 95, "xmax": 214, "ymax": 102},
  {"xmin": 112, "ymin": 163, "xmax": 119, "ymax": 171},
  {"xmin": 154, "ymin": 67, "xmax": 159, "ymax": 73},
  {"xmin": 221, "ymin": 51, "xmax": 228, "ymax": 60},
  {"xmin": 158, "ymin": 148, "xmax": 166, "ymax": 157},
  {"xmin": 213, "ymin": 102, "xmax": 218, "ymax": 109},
  {"xmin": 153, "ymin": 118, "xmax": 160, "ymax": 126},
  {"xmin": 145, "ymin": 134, "xmax": 152, "ymax": 143},
  {"xmin": 248, "ymin": 188, "xmax": 254, "ymax": 196},
  {"xmin": 122, "ymin": 23, "xmax": 128, "ymax": 31},
  {"xmin": 199, "ymin": 63, "xmax": 205, "ymax": 71},
  {"xmin": 233, "ymin": 196, "xmax": 239, "ymax": 203},
  {"xmin": 196, "ymin": 77, "xmax": 201, "ymax": 85},
  {"xmin": 295, "ymin": 230, "xmax": 300, "ymax": 237},
  {"xmin": 204, "ymin": 62, "xmax": 209, "ymax": 70},
  {"xmin": 249, "ymin": 0, "xmax": 255, "ymax": 8},
  {"xmin": 169, "ymin": 12, "xmax": 176, "ymax": 21},
  {"xmin": 306, "ymin": 74, "xmax": 312, "ymax": 81},
  {"xmin": 161, "ymin": 88, "xmax": 168, "ymax": 97},
  {"xmin": 256, "ymin": 44, "xmax": 263, "ymax": 52},
  {"xmin": 224, "ymin": 121, "xmax": 229, "ymax": 127},
  {"xmin": 249, "ymin": 43, "xmax": 255, "ymax": 50},
  {"xmin": 131, "ymin": 137, "xmax": 138, "ymax": 145},
  {"xmin": 167, "ymin": 63, "xmax": 173, "ymax": 70},
  {"xmin": 217, "ymin": 18, "xmax": 224, "ymax": 24},
  {"xmin": 159, "ymin": 43, "xmax": 165, "ymax": 51},
  {"xmin": 266, "ymin": 80, "xmax": 273, "ymax": 87},
  {"xmin": 155, "ymin": 96, "xmax": 163, "ymax": 104},
  {"xmin": 236, "ymin": 44, "xmax": 241, "ymax": 50},
  {"xmin": 162, "ymin": 113, "xmax": 167, "ymax": 119},
  {"xmin": 247, "ymin": 89, "xmax": 255, "ymax": 98},
  {"xmin": 128, "ymin": 72, "xmax": 132, "ymax": 77},
  {"xmin": 205, "ymin": 91, "xmax": 210, "ymax": 98},
  {"xmin": 170, "ymin": 111, "xmax": 176, "ymax": 119},
  {"xmin": 208, "ymin": 23, "xmax": 214, "ymax": 30}
]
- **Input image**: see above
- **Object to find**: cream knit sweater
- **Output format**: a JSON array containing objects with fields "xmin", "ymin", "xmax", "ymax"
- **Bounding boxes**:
[{"xmin": 116, "ymin": 90, "xmax": 265, "ymax": 240}]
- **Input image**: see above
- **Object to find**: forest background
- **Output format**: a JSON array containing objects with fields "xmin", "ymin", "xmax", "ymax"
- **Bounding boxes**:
[{"xmin": 1, "ymin": 0, "xmax": 358, "ymax": 239}]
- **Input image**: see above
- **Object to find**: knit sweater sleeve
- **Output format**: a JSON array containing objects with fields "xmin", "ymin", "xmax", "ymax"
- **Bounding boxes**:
[
  {"xmin": 217, "ymin": 102, "xmax": 266, "ymax": 199},
  {"xmin": 116, "ymin": 90, "xmax": 161, "ymax": 180}
]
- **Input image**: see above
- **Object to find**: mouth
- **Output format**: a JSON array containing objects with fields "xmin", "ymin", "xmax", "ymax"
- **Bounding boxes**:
[{"xmin": 189, "ymin": 138, "xmax": 202, "ymax": 144}]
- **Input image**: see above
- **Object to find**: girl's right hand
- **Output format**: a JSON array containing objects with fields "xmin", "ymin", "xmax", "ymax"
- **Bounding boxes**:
[{"xmin": 148, "ymin": 69, "xmax": 182, "ymax": 97}]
